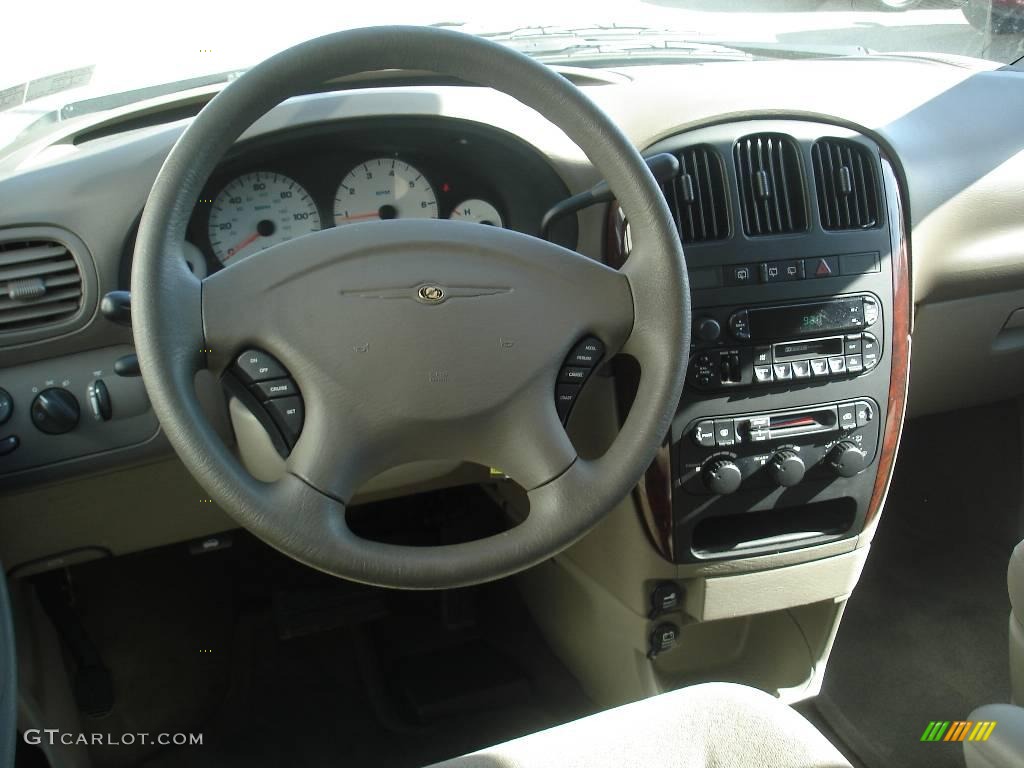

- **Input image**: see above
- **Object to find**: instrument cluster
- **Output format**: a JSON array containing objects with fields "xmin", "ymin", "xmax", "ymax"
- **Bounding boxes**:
[{"xmin": 188, "ymin": 117, "xmax": 574, "ymax": 270}]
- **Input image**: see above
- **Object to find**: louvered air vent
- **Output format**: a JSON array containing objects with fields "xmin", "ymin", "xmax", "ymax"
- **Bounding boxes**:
[
  {"xmin": 733, "ymin": 133, "xmax": 807, "ymax": 237},
  {"xmin": 671, "ymin": 145, "xmax": 729, "ymax": 243},
  {"xmin": 812, "ymin": 138, "xmax": 880, "ymax": 231},
  {"xmin": 0, "ymin": 239, "xmax": 83, "ymax": 332}
]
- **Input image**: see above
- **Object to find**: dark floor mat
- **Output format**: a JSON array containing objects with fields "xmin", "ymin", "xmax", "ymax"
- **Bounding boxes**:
[{"xmin": 817, "ymin": 402, "xmax": 1021, "ymax": 768}]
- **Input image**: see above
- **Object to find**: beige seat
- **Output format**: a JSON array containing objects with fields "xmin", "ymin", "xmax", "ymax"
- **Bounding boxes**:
[
  {"xmin": 428, "ymin": 682, "xmax": 850, "ymax": 768},
  {"xmin": 964, "ymin": 540, "xmax": 1024, "ymax": 768}
]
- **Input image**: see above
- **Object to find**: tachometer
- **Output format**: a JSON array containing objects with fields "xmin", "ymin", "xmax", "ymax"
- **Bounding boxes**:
[
  {"xmin": 334, "ymin": 158, "xmax": 438, "ymax": 225},
  {"xmin": 208, "ymin": 172, "xmax": 320, "ymax": 264},
  {"xmin": 449, "ymin": 199, "xmax": 504, "ymax": 228}
]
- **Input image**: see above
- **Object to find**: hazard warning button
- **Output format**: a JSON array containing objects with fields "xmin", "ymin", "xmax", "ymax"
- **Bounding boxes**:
[{"xmin": 805, "ymin": 256, "xmax": 839, "ymax": 279}]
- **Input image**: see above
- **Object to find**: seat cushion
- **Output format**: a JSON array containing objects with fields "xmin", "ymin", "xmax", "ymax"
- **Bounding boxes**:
[
  {"xmin": 1010, "ymin": 541, "xmax": 1024, "ymax": 704},
  {"xmin": 964, "ymin": 703, "xmax": 1024, "ymax": 768},
  {"xmin": 426, "ymin": 682, "xmax": 850, "ymax": 768}
]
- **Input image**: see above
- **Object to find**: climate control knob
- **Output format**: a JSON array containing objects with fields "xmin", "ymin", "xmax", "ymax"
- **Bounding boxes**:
[
  {"xmin": 768, "ymin": 449, "xmax": 805, "ymax": 487},
  {"xmin": 702, "ymin": 458, "xmax": 742, "ymax": 495},
  {"xmin": 31, "ymin": 388, "xmax": 80, "ymax": 435},
  {"xmin": 828, "ymin": 441, "xmax": 868, "ymax": 478}
]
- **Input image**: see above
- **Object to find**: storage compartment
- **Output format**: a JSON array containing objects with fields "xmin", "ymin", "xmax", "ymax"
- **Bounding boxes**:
[{"xmin": 691, "ymin": 498, "xmax": 856, "ymax": 557}]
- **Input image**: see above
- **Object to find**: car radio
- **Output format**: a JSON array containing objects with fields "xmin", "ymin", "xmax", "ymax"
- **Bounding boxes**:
[{"xmin": 688, "ymin": 293, "xmax": 882, "ymax": 390}]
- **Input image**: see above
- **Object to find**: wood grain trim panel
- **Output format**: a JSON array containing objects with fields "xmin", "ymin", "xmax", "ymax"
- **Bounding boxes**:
[{"xmin": 866, "ymin": 156, "xmax": 912, "ymax": 526}]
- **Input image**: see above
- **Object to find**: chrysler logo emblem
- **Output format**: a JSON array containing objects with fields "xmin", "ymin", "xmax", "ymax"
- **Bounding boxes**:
[
  {"xmin": 339, "ymin": 283, "xmax": 512, "ymax": 305},
  {"xmin": 417, "ymin": 285, "xmax": 445, "ymax": 303}
]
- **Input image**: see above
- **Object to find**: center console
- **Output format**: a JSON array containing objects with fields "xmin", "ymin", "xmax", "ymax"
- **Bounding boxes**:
[{"xmin": 616, "ymin": 120, "xmax": 909, "ymax": 565}]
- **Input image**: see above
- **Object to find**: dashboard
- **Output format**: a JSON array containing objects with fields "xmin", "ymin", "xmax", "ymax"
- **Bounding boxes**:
[{"xmin": 2, "ymin": 55, "xmax": 1024, "ymax": 576}]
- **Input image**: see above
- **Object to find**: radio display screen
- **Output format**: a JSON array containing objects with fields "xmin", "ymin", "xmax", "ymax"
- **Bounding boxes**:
[{"xmin": 749, "ymin": 298, "xmax": 863, "ymax": 338}]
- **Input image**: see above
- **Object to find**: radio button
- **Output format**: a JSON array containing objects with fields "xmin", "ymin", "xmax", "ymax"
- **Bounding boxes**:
[
  {"xmin": 792, "ymin": 360, "xmax": 812, "ymax": 379},
  {"xmin": 773, "ymin": 363, "xmax": 794, "ymax": 380},
  {"xmin": 810, "ymin": 359, "xmax": 830, "ymax": 377},
  {"xmin": 862, "ymin": 334, "xmax": 880, "ymax": 368},
  {"xmin": 753, "ymin": 365, "xmax": 773, "ymax": 383},
  {"xmin": 728, "ymin": 310, "xmax": 751, "ymax": 340},
  {"xmin": 753, "ymin": 346, "xmax": 772, "ymax": 366},
  {"xmin": 844, "ymin": 336, "xmax": 863, "ymax": 355},
  {"xmin": 714, "ymin": 419, "xmax": 737, "ymax": 447},
  {"xmin": 863, "ymin": 297, "xmax": 879, "ymax": 326},
  {"xmin": 693, "ymin": 421, "xmax": 716, "ymax": 448},
  {"xmin": 846, "ymin": 355, "xmax": 864, "ymax": 373},
  {"xmin": 827, "ymin": 356, "xmax": 847, "ymax": 374}
]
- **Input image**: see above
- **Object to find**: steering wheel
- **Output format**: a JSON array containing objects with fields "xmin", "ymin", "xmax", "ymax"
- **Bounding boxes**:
[{"xmin": 132, "ymin": 26, "xmax": 689, "ymax": 590}]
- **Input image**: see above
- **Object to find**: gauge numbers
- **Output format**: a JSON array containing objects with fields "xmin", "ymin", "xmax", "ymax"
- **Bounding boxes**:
[
  {"xmin": 334, "ymin": 158, "xmax": 437, "ymax": 225},
  {"xmin": 448, "ymin": 199, "xmax": 503, "ymax": 227},
  {"xmin": 208, "ymin": 172, "xmax": 320, "ymax": 264}
]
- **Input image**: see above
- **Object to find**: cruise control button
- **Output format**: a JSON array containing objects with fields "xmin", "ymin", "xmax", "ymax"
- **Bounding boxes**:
[
  {"xmin": 810, "ymin": 359, "xmax": 829, "ymax": 377},
  {"xmin": 264, "ymin": 396, "xmax": 304, "ymax": 446},
  {"xmin": 559, "ymin": 366, "xmax": 590, "ymax": 384},
  {"xmin": 251, "ymin": 377, "xmax": 298, "ymax": 400},
  {"xmin": 567, "ymin": 338, "xmax": 604, "ymax": 368},
  {"xmin": 235, "ymin": 349, "xmax": 287, "ymax": 384},
  {"xmin": 753, "ymin": 365, "xmax": 773, "ymax": 383},
  {"xmin": 0, "ymin": 435, "xmax": 18, "ymax": 457},
  {"xmin": 714, "ymin": 419, "xmax": 737, "ymax": 447},
  {"xmin": 846, "ymin": 355, "xmax": 864, "ymax": 373},
  {"xmin": 693, "ymin": 420, "xmax": 716, "ymax": 448},
  {"xmin": 838, "ymin": 403, "xmax": 857, "ymax": 430},
  {"xmin": 773, "ymin": 363, "xmax": 793, "ymax": 380},
  {"xmin": 855, "ymin": 401, "xmax": 874, "ymax": 426},
  {"xmin": 556, "ymin": 384, "xmax": 582, "ymax": 422},
  {"xmin": 792, "ymin": 360, "xmax": 812, "ymax": 379}
]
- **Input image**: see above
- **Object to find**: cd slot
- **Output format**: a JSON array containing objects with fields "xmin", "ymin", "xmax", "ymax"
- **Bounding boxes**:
[{"xmin": 772, "ymin": 336, "xmax": 844, "ymax": 361}]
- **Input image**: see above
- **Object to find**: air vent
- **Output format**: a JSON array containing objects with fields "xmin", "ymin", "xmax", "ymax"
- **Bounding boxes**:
[
  {"xmin": 733, "ymin": 134, "xmax": 806, "ymax": 237},
  {"xmin": 671, "ymin": 145, "xmax": 729, "ymax": 243},
  {"xmin": 0, "ymin": 239, "xmax": 83, "ymax": 332},
  {"xmin": 812, "ymin": 138, "xmax": 880, "ymax": 231}
]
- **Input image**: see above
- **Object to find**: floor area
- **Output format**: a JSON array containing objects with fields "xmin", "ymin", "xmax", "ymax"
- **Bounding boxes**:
[
  {"xmin": 814, "ymin": 401, "xmax": 1023, "ymax": 768},
  {"xmin": 30, "ymin": 487, "xmax": 592, "ymax": 768}
]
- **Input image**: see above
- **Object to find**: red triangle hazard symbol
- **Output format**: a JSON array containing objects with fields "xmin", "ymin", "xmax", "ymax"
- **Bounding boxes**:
[{"xmin": 815, "ymin": 259, "xmax": 833, "ymax": 277}]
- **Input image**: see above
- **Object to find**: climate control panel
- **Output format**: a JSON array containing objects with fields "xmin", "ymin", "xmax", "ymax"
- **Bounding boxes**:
[{"xmin": 677, "ymin": 399, "xmax": 880, "ymax": 496}]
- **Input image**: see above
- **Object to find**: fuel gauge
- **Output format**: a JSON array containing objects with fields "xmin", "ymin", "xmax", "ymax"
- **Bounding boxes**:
[{"xmin": 448, "ymin": 199, "xmax": 503, "ymax": 227}]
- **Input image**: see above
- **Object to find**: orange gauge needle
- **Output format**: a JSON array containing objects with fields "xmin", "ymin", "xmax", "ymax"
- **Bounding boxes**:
[
  {"xmin": 342, "ymin": 211, "xmax": 381, "ymax": 221},
  {"xmin": 225, "ymin": 232, "xmax": 260, "ymax": 260}
]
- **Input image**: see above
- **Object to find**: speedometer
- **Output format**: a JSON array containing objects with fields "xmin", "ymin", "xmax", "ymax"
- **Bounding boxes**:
[
  {"xmin": 208, "ymin": 172, "xmax": 321, "ymax": 264},
  {"xmin": 334, "ymin": 158, "xmax": 438, "ymax": 225}
]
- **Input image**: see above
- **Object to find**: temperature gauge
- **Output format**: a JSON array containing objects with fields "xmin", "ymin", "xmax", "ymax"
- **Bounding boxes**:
[{"xmin": 448, "ymin": 199, "xmax": 503, "ymax": 227}]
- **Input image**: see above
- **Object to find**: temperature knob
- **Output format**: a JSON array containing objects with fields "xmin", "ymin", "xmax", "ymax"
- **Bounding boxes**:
[
  {"xmin": 829, "ymin": 441, "xmax": 868, "ymax": 478},
  {"xmin": 768, "ymin": 449, "xmax": 805, "ymax": 487},
  {"xmin": 31, "ymin": 388, "xmax": 80, "ymax": 435},
  {"xmin": 702, "ymin": 458, "xmax": 742, "ymax": 495}
]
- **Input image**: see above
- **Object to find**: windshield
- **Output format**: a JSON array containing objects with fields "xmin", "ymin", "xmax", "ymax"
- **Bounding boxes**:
[{"xmin": 3, "ymin": 0, "xmax": 1021, "ymax": 151}]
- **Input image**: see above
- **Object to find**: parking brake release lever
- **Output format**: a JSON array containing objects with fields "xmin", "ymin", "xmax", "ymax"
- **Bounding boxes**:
[{"xmin": 540, "ymin": 152, "xmax": 680, "ymax": 240}]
